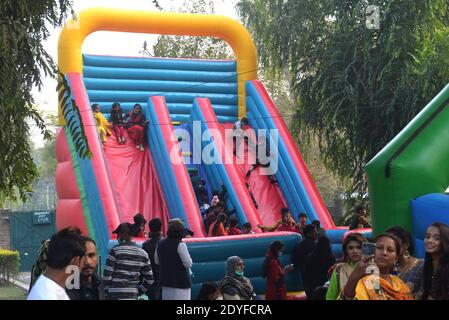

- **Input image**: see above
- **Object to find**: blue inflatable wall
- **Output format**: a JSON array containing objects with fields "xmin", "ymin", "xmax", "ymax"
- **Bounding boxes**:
[
  {"xmin": 411, "ymin": 193, "xmax": 449, "ymax": 258},
  {"xmin": 82, "ymin": 54, "xmax": 238, "ymax": 123}
]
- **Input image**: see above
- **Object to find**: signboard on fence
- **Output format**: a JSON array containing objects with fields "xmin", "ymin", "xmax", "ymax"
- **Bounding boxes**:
[{"xmin": 32, "ymin": 211, "xmax": 51, "ymax": 225}]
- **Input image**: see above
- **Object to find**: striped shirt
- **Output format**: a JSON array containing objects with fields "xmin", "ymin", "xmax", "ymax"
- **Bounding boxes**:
[{"xmin": 103, "ymin": 242, "xmax": 153, "ymax": 300}]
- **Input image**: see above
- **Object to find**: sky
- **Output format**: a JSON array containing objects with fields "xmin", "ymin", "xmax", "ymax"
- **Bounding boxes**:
[{"xmin": 31, "ymin": 0, "xmax": 238, "ymax": 147}]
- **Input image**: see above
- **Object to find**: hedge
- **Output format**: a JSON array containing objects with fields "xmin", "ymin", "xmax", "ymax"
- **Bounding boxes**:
[{"xmin": 0, "ymin": 248, "xmax": 20, "ymax": 284}]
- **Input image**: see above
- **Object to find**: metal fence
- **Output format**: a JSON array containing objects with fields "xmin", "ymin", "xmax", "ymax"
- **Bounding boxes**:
[{"xmin": 2, "ymin": 179, "xmax": 57, "ymax": 213}]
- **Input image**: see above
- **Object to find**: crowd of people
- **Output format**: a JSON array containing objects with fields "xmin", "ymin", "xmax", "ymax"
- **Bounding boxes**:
[
  {"xmin": 93, "ymin": 102, "xmax": 148, "ymax": 151},
  {"xmin": 26, "ymin": 206, "xmax": 449, "ymax": 301}
]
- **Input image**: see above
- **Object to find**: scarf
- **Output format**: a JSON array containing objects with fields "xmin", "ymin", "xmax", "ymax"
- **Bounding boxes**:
[
  {"xmin": 357, "ymin": 275, "xmax": 413, "ymax": 300},
  {"xmin": 128, "ymin": 111, "xmax": 144, "ymax": 126},
  {"xmin": 336, "ymin": 261, "xmax": 357, "ymax": 293},
  {"xmin": 220, "ymin": 256, "xmax": 254, "ymax": 300},
  {"xmin": 220, "ymin": 275, "xmax": 254, "ymax": 300}
]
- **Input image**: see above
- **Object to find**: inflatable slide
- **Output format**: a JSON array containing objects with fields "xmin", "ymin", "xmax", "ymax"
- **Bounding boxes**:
[{"xmin": 55, "ymin": 8, "xmax": 367, "ymax": 297}]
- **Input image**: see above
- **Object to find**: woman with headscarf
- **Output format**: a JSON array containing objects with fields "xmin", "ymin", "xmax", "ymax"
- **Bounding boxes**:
[
  {"xmin": 263, "ymin": 241, "xmax": 294, "ymax": 300},
  {"xmin": 124, "ymin": 103, "xmax": 147, "ymax": 151},
  {"xmin": 219, "ymin": 256, "xmax": 255, "ymax": 300},
  {"xmin": 155, "ymin": 219, "xmax": 193, "ymax": 300}
]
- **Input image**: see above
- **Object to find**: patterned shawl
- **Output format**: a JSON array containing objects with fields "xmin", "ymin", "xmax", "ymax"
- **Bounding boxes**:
[{"xmin": 220, "ymin": 256, "xmax": 254, "ymax": 300}]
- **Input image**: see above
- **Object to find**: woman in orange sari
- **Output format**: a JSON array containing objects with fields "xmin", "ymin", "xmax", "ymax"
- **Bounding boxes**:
[{"xmin": 342, "ymin": 233, "xmax": 413, "ymax": 300}]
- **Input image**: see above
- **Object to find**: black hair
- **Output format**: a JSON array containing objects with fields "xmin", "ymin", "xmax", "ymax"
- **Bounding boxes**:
[
  {"xmin": 111, "ymin": 102, "xmax": 122, "ymax": 114},
  {"xmin": 422, "ymin": 222, "xmax": 449, "ymax": 300},
  {"xmin": 212, "ymin": 190, "xmax": 219, "ymax": 196},
  {"xmin": 149, "ymin": 218, "xmax": 162, "ymax": 233},
  {"xmin": 312, "ymin": 220, "xmax": 321, "ymax": 229},
  {"xmin": 269, "ymin": 240, "xmax": 284, "ymax": 255},
  {"xmin": 298, "ymin": 213, "xmax": 308, "ymax": 219},
  {"xmin": 133, "ymin": 213, "xmax": 147, "ymax": 225},
  {"xmin": 197, "ymin": 282, "xmax": 220, "ymax": 300},
  {"xmin": 280, "ymin": 208, "xmax": 290, "ymax": 217},
  {"xmin": 386, "ymin": 225, "xmax": 415, "ymax": 256},
  {"xmin": 355, "ymin": 205, "xmax": 365, "ymax": 213},
  {"xmin": 216, "ymin": 201, "xmax": 226, "ymax": 209},
  {"xmin": 243, "ymin": 222, "xmax": 252, "ymax": 230},
  {"xmin": 46, "ymin": 227, "xmax": 86, "ymax": 269},
  {"xmin": 303, "ymin": 224, "xmax": 317, "ymax": 239},
  {"xmin": 134, "ymin": 103, "xmax": 142, "ymax": 109},
  {"xmin": 80, "ymin": 235, "xmax": 96, "ymax": 247},
  {"xmin": 92, "ymin": 103, "xmax": 100, "ymax": 110},
  {"xmin": 229, "ymin": 215, "xmax": 239, "ymax": 227},
  {"xmin": 212, "ymin": 213, "xmax": 227, "ymax": 235},
  {"xmin": 342, "ymin": 233, "xmax": 367, "ymax": 261},
  {"xmin": 183, "ymin": 228, "xmax": 194, "ymax": 238},
  {"xmin": 263, "ymin": 241, "xmax": 285, "ymax": 277},
  {"xmin": 241, "ymin": 117, "xmax": 249, "ymax": 125}
]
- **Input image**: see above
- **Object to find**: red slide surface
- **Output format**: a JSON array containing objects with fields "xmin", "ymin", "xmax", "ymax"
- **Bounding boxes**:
[
  {"xmin": 103, "ymin": 130, "xmax": 170, "ymax": 234},
  {"xmin": 218, "ymin": 123, "xmax": 286, "ymax": 226}
]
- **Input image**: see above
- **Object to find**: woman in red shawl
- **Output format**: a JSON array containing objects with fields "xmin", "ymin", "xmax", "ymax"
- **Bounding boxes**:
[
  {"xmin": 263, "ymin": 241, "xmax": 295, "ymax": 300},
  {"xmin": 124, "ymin": 103, "xmax": 147, "ymax": 151}
]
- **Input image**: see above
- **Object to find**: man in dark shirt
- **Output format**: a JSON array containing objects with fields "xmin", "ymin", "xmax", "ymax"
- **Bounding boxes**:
[
  {"xmin": 293, "ymin": 225, "xmax": 318, "ymax": 272},
  {"xmin": 66, "ymin": 236, "xmax": 105, "ymax": 300},
  {"xmin": 142, "ymin": 218, "xmax": 163, "ymax": 300},
  {"xmin": 292, "ymin": 224, "xmax": 318, "ymax": 298}
]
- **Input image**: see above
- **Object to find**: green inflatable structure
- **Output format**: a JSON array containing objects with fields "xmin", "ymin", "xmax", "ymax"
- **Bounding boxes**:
[{"xmin": 366, "ymin": 84, "xmax": 449, "ymax": 235}]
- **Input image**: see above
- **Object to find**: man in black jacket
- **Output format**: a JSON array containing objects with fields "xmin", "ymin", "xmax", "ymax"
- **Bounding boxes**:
[
  {"xmin": 66, "ymin": 236, "xmax": 105, "ymax": 300},
  {"xmin": 292, "ymin": 224, "xmax": 318, "ymax": 299},
  {"xmin": 142, "ymin": 218, "xmax": 163, "ymax": 300}
]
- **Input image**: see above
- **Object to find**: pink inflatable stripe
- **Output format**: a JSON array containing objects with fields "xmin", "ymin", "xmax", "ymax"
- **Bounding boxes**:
[
  {"xmin": 152, "ymin": 96, "xmax": 206, "ymax": 237},
  {"xmin": 68, "ymin": 73, "xmax": 121, "ymax": 234},
  {"xmin": 251, "ymin": 81, "xmax": 335, "ymax": 229},
  {"xmin": 196, "ymin": 97, "xmax": 263, "ymax": 230}
]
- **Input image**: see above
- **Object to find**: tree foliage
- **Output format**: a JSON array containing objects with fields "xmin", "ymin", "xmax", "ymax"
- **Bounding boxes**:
[
  {"xmin": 0, "ymin": 0, "xmax": 73, "ymax": 203},
  {"xmin": 142, "ymin": 0, "xmax": 234, "ymax": 60},
  {"xmin": 57, "ymin": 72, "xmax": 92, "ymax": 160},
  {"xmin": 237, "ymin": 0, "xmax": 449, "ymax": 196}
]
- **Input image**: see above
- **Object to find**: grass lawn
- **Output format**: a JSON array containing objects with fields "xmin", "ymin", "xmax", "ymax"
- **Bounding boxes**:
[{"xmin": 0, "ymin": 285, "xmax": 27, "ymax": 300}]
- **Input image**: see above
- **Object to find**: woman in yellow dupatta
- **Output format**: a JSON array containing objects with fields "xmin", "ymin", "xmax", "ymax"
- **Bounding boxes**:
[
  {"xmin": 342, "ymin": 233, "xmax": 413, "ymax": 300},
  {"xmin": 93, "ymin": 104, "xmax": 111, "ymax": 143}
]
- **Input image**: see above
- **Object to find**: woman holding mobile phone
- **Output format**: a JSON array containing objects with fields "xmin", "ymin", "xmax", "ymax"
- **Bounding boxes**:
[
  {"xmin": 342, "ymin": 233, "xmax": 413, "ymax": 300},
  {"xmin": 326, "ymin": 233, "xmax": 367, "ymax": 300},
  {"xmin": 263, "ymin": 241, "xmax": 294, "ymax": 300}
]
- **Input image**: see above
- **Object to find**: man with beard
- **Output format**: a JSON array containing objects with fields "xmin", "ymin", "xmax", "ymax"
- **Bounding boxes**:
[{"xmin": 66, "ymin": 236, "xmax": 105, "ymax": 300}]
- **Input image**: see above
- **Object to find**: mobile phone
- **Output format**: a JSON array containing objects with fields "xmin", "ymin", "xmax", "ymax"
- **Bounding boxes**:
[{"xmin": 362, "ymin": 242, "xmax": 376, "ymax": 256}]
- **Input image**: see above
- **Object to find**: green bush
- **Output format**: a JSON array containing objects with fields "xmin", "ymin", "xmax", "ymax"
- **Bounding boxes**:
[{"xmin": 0, "ymin": 248, "xmax": 20, "ymax": 285}]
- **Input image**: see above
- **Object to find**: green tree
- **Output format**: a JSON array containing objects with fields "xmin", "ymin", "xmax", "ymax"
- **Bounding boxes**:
[
  {"xmin": 142, "ymin": 0, "xmax": 234, "ymax": 60},
  {"xmin": 0, "ymin": 0, "xmax": 73, "ymax": 203},
  {"xmin": 237, "ymin": 0, "xmax": 449, "ymax": 197}
]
